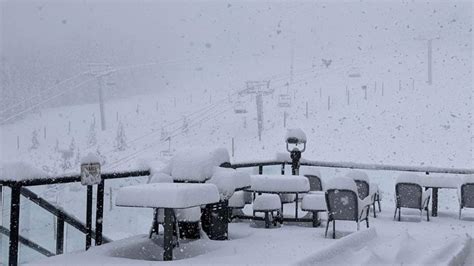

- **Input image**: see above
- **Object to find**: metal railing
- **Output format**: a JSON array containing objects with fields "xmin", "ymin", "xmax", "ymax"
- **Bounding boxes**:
[{"xmin": 1, "ymin": 158, "xmax": 472, "ymax": 265}]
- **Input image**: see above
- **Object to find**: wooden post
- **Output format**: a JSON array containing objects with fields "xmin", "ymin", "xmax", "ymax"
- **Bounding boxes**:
[{"xmin": 85, "ymin": 185, "xmax": 93, "ymax": 250}]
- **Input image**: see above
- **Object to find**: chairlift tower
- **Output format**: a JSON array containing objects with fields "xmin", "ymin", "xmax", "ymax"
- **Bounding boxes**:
[
  {"xmin": 87, "ymin": 63, "xmax": 116, "ymax": 131},
  {"xmin": 242, "ymin": 81, "xmax": 273, "ymax": 141}
]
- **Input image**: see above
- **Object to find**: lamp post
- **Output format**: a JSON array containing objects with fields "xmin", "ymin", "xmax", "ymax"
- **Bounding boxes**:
[{"xmin": 286, "ymin": 129, "xmax": 307, "ymax": 175}]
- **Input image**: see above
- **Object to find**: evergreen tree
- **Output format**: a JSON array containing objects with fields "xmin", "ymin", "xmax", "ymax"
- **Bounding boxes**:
[{"xmin": 115, "ymin": 122, "xmax": 128, "ymax": 151}]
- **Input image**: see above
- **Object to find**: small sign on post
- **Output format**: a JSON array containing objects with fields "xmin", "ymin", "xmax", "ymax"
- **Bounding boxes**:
[{"xmin": 80, "ymin": 153, "xmax": 101, "ymax": 186}]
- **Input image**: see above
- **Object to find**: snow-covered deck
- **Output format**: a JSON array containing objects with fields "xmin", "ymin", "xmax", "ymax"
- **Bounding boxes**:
[{"xmin": 30, "ymin": 202, "xmax": 474, "ymax": 265}]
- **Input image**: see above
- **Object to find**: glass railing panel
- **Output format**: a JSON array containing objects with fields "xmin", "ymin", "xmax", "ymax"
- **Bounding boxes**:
[
  {"xmin": 18, "ymin": 241, "xmax": 50, "ymax": 264},
  {"xmin": 64, "ymin": 223, "xmax": 86, "ymax": 253}
]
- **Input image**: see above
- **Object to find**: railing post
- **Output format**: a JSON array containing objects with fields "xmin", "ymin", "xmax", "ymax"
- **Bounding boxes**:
[
  {"xmin": 85, "ymin": 185, "xmax": 93, "ymax": 250},
  {"xmin": 9, "ymin": 185, "xmax": 21, "ymax": 266},
  {"xmin": 56, "ymin": 216, "xmax": 64, "ymax": 255},
  {"xmin": 258, "ymin": 165, "xmax": 263, "ymax": 175},
  {"xmin": 281, "ymin": 163, "xmax": 285, "ymax": 175},
  {"xmin": 95, "ymin": 180, "xmax": 105, "ymax": 246}
]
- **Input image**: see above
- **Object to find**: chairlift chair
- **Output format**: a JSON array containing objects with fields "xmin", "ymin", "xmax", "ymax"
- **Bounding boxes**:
[
  {"xmin": 278, "ymin": 94, "xmax": 291, "ymax": 108},
  {"xmin": 348, "ymin": 67, "xmax": 361, "ymax": 78},
  {"xmin": 234, "ymin": 101, "xmax": 247, "ymax": 114}
]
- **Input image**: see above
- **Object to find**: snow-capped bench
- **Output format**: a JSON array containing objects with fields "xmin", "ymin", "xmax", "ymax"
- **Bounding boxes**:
[
  {"xmin": 253, "ymin": 194, "xmax": 281, "ymax": 228},
  {"xmin": 301, "ymin": 192, "xmax": 326, "ymax": 227},
  {"xmin": 246, "ymin": 174, "xmax": 310, "ymax": 220},
  {"xmin": 116, "ymin": 183, "xmax": 220, "ymax": 261}
]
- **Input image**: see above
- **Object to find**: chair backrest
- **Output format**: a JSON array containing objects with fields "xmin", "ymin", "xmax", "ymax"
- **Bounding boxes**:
[
  {"xmin": 304, "ymin": 174, "xmax": 323, "ymax": 191},
  {"xmin": 395, "ymin": 183, "xmax": 422, "ymax": 209},
  {"xmin": 325, "ymin": 189, "xmax": 358, "ymax": 221},
  {"xmin": 461, "ymin": 183, "xmax": 474, "ymax": 208},
  {"xmin": 354, "ymin": 180, "xmax": 369, "ymax": 199}
]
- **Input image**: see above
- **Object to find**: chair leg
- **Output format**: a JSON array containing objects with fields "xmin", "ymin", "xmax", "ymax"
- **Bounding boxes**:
[
  {"xmin": 264, "ymin": 212, "xmax": 270, "ymax": 228},
  {"xmin": 398, "ymin": 208, "xmax": 401, "ymax": 221},
  {"xmin": 459, "ymin": 208, "xmax": 462, "ymax": 220},
  {"xmin": 373, "ymin": 202, "xmax": 377, "ymax": 218},
  {"xmin": 332, "ymin": 220, "xmax": 336, "ymax": 239},
  {"xmin": 357, "ymin": 221, "xmax": 360, "ymax": 231},
  {"xmin": 393, "ymin": 207, "xmax": 397, "ymax": 220},
  {"xmin": 366, "ymin": 217, "xmax": 369, "ymax": 228},
  {"xmin": 325, "ymin": 219, "xmax": 330, "ymax": 238},
  {"xmin": 377, "ymin": 195, "xmax": 381, "ymax": 212},
  {"xmin": 426, "ymin": 207, "xmax": 430, "ymax": 222}
]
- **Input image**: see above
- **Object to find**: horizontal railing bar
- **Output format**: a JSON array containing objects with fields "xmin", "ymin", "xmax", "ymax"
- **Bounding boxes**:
[
  {"xmin": 230, "ymin": 161, "xmax": 286, "ymax": 168},
  {"xmin": 300, "ymin": 160, "xmax": 474, "ymax": 175},
  {"xmin": 0, "ymin": 225, "xmax": 55, "ymax": 257},
  {"xmin": 0, "ymin": 169, "xmax": 151, "ymax": 186},
  {"xmin": 20, "ymin": 187, "xmax": 112, "ymax": 244}
]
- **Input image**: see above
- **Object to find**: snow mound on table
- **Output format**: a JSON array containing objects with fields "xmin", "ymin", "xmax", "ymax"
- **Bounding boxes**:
[
  {"xmin": 80, "ymin": 153, "xmax": 101, "ymax": 164},
  {"xmin": 207, "ymin": 167, "xmax": 251, "ymax": 200},
  {"xmin": 251, "ymin": 175, "xmax": 309, "ymax": 192},
  {"xmin": 116, "ymin": 183, "xmax": 220, "ymax": 208},
  {"xmin": 164, "ymin": 148, "xmax": 230, "ymax": 182},
  {"xmin": 285, "ymin": 128, "xmax": 307, "ymax": 143},
  {"xmin": 0, "ymin": 161, "xmax": 46, "ymax": 181}
]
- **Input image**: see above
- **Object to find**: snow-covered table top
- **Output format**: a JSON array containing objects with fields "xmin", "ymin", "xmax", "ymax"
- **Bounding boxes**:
[
  {"xmin": 116, "ymin": 183, "xmax": 220, "ymax": 209},
  {"xmin": 247, "ymin": 174, "xmax": 310, "ymax": 193},
  {"xmin": 418, "ymin": 176, "xmax": 462, "ymax": 189}
]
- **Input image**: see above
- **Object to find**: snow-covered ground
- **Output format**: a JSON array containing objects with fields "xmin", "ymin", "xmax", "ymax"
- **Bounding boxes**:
[{"xmin": 29, "ymin": 203, "xmax": 474, "ymax": 265}]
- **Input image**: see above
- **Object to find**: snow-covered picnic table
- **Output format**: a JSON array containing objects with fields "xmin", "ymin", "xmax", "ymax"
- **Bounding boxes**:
[
  {"xmin": 115, "ymin": 183, "xmax": 220, "ymax": 261},
  {"xmin": 245, "ymin": 174, "xmax": 310, "ymax": 219},
  {"xmin": 419, "ymin": 175, "xmax": 462, "ymax": 217}
]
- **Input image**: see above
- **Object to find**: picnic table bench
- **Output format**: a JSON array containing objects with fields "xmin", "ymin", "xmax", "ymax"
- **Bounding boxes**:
[
  {"xmin": 116, "ymin": 183, "xmax": 220, "ymax": 261},
  {"xmin": 245, "ymin": 174, "xmax": 310, "ymax": 220}
]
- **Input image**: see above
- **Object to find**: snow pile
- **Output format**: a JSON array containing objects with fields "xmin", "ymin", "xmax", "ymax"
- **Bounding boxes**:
[
  {"xmin": 228, "ymin": 191, "xmax": 246, "ymax": 208},
  {"xmin": 250, "ymin": 174, "xmax": 309, "ymax": 192},
  {"xmin": 116, "ymin": 183, "xmax": 220, "ymax": 208},
  {"xmin": 207, "ymin": 167, "xmax": 251, "ymax": 200},
  {"xmin": 148, "ymin": 172, "xmax": 173, "ymax": 183},
  {"xmin": 80, "ymin": 152, "xmax": 101, "ymax": 164},
  {"xmin": 253, "ymin": 194, "xmax": 281, "ymax": 211},
  {"xmin": 299, "ymin": 166, "xmax": 321, "ymax": 177},
  {"xmin": 286, "ymin": 128, "xmax": 307, "ymax": 143},
  {"xmin": 163, "ymin": 148, "xmax": 230, "ymax": 182},
  {"xmin": 396, "ymin": 173, "xmax": 421, "ymax": 184},
  {"xmin": 345, "ymin": 170, "xmax": 369, "ymax": 182},
  {"xmin": 0, "ymin": 161, "xmax": 46, "ymax": 181},
  {"xmin": 296, "ymin": 228, "xmax": 377, "ymax": 265},
  {"xmin": 325, "ymin": 176, "xmax": 358, "ymax": 192}
]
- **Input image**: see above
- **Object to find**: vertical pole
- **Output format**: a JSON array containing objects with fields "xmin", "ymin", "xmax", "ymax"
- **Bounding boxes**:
[
  {"xmin": 281, "ymin": 163, "xmax": 285, "ymax": 175},
  {"xmin": 256, "ymin": 93, "xmax": 263, "ymax": 141},
  {"xmin": 412, "ymin": 78, "xmax": 415, "ymax": 91},
  {"xmin": 9, "ymin": 186, "xmax": 21, "ymax": 266},
  {"xmin": 374, "ymin": 81, "xmax": 377, "ymax": 92},
  {"xmin": 95, "ymin": 180, "xmax": 104, "ymax": 246},
  {"xmin": 231, "ymin": 138, "xmax": 235, "ymax": 157},
  {"xmin": 295, "ymin": 193, "xmax": 299, "ymax": 219},
  {"xmin": 432, "ymin": 188, "xmax": 438, "ymax": 217},
  {"xmin": 109, "ymin": 187, "xmax": 113, "ymax": 211},
  {"xmin": 364, "ymin": 86, "xmax": 367, "ymax": 100},
  {"xmin": 85, "ymin": 185, "xmax": 93, "ymax": 250},
  {"xmin": 56, "ymin": 217, "xmax": 64, "ymax": 255},
  {"xmin": 98, "ymin": 77, "xmax": 106, "ymax": 131},
  {"xmin": 258, "ymin": 165, "xmax": 263, "ymax": 175},
  {"xmin": 347, "ymin": 89, "xmax": 350, "ymax": 105},
  {"xmin": 427, "ymin": 39, "xmax": 432, "ymax": 85},
  {"xmin": 327, "ymin": 96, "xmax": 330, "ymax": 110},
  {"xmin": 163, "ymin": 208, "xmax": 174, "ymax": 261}
]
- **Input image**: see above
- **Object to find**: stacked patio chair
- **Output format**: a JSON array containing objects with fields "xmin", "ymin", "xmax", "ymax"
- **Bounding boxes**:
[
  {"xmin": 394, "ymin": 173, "xmax": 431, "ymax": 221},
  {"xmin": 458, "ymin": 175, "xmax": 474, "ymax": 219},
  {"xmin": 300, "ymin": 167, "xmax": 323, "ymax": 192},
  {"xmin": 325, "ymin": 176, "xmax": 372, "ymax": 239},
  {"xmin": 346, "ymin": 170, "xmax": 380, "ymax": 218}
]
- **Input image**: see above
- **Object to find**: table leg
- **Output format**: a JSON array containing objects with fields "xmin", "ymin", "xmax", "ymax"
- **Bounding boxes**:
[
  {"xmin": 163, "ymin": 208, "xmax": 174, "ymax": 261},
  {"xmin": 431, "ymin": 188, "xmax": 438, "ymax": 217},
  {"xmin": 295, "ymin": 193, "xmax": 299, "ymax": 219}
]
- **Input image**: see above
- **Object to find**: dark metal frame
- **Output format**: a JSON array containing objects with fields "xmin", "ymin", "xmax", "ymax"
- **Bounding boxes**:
[
  {"xmin": 394, "ymin": 183, "xmax": 430, "ymax": 222},
  {"xmin": 0, "ymin": 169, "xmax": 150, "ymax": 266}
]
